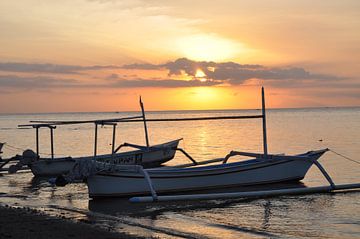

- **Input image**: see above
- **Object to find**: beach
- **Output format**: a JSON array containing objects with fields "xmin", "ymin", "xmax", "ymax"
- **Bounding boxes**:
[{"xmin": 0, "ymin": 204, "xmax": 142, "ymax": 239}]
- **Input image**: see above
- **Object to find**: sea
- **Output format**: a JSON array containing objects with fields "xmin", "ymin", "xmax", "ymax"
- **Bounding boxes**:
[{"xmin": 0, "ymin": 107, "xmax": 359, "ymax": 239}]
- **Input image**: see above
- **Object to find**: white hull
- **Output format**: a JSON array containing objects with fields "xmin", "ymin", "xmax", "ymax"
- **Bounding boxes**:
[
  {"xmin": 87, "ymin": 149, "xmax": 327, "ymax": 198},
  {"xmin": 30, "ymin": 139, "xmax": 180, "ymax": 177}
]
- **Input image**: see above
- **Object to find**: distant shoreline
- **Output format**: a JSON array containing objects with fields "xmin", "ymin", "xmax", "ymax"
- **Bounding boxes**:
[{"xmin": 0, "ymin": 106, "xmax": 359, "ymax": 116}]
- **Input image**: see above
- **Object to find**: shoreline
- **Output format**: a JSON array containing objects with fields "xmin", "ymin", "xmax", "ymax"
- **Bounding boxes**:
[{"xmin": 0, "ymin": 204, "xmax": 144, "ymax": 239}]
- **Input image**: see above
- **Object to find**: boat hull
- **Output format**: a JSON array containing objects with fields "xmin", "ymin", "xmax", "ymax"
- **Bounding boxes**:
[
  {"xmin": 87, "ymin": 150, "xmax": 327, "ymax": 198},
  {"xmin": 30, "ymin": 158, "xmax": 76, "ymax": 176},
  {"xmin": 30, "ymin": 139, "xmax": 180, "ymax": 177}
]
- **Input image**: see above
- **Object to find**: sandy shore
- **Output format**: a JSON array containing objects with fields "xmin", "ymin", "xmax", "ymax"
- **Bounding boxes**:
[{"xmin": 0, "ymin": 204, "xmax": 143, "ymax": 239}]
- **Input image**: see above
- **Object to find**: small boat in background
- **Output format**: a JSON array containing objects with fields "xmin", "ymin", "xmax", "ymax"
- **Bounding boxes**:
[
  {"xmin": 12, "ymin": 98, "xmax": 181, "ymax": 177},
  {"xmin": 27, "ymin": 139, "xmax": 181, "ymax": 176}
]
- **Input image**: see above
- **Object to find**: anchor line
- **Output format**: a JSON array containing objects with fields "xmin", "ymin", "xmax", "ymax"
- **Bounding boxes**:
[{"xmin": 329, "ymin": 148, "xmax": 360, "ymax": 165}]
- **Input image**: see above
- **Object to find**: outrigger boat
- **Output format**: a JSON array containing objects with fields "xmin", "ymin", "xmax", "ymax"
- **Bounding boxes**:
[
  {"xmin": 26, "ymin": 139, "xmax": 181, "ymax": 177},
  {"xmin": 13, "ymin": 98, "xmax": 181, "ymax": 177},
  {"xmin": 81, "ymin": 88, "xmax": 360, "ymax": 201},
  {"xmin": 87, "ymin": 149, "xmax": 328, "ymax": 198}
]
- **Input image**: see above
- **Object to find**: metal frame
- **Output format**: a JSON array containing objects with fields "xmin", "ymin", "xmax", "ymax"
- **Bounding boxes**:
[
  {"xmin": 33, "ymin": 125, "xmax": 56, "ymax": 159},
  {"xmin": 93, "ymin": 122, "xmax": 118, "ymax": 159}
]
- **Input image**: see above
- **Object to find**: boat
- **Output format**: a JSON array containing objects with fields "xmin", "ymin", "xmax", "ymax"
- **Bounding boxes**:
[
  {"xmin": 48, "ymin": 87, "xmax": 360, "ymax": 201},
  {"xmin": 27, "ymin": 139, "xmax": 181, "ymax": 176},
  {"xmin": 87, "ymin": 149, "xmax": 328, "ymax": 198},
  {"xmin": 14, "ymin": 98, "xmax": 181, "ymax": 177},
  {"xmin": 84, "ymin": 87, "xmax": 333, "ymax": 199}
]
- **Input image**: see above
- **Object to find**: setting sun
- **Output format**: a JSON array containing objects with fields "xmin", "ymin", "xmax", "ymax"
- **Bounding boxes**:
[{"xmin": 195, "ymin": 69, "xmax": 207, "ymax": 82}]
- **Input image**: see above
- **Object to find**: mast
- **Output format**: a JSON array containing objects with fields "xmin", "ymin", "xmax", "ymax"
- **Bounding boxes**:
[
  {"xmin": 139, "ymin": 96, "xmax": 150, "ymax": 148},
  {"xmin": 261, "ymin": 87, "xmax": 268, "ymax": 158}
]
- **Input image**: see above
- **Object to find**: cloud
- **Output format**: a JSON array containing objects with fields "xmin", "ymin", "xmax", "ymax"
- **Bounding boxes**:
[
  {"xmin": 0, "ymin": 58, "xmax": 349, "ymax": 90},
  {"xmin": 106, "ymin": 73, "xmax": 121, "ymax": 80},
  {"xmin": 0, "ymin": 74, "xmax": 219, "ymax": 90},
  {"xmin": 122, "ymin": 63, "xmax": 161, "ymax": 70},
  {"xmin": 110, "ymin": 78, "xmax": 220, "ymax": 88},
  {"xmin": 124, "ymin": 58, "xmax": 345, "ymax": 84},
  {"xmin": 0, "ymin": 62, "xmax": 120, "ymax": 74},
  {"xmin": 0, "ymin": 75, "xmax": 81, "ymax": 89}
]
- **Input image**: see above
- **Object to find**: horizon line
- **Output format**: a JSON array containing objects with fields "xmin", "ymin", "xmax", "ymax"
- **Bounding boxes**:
[{"xmin": 0, "ymin": 105, "xmax": 359, "ymax": 116}]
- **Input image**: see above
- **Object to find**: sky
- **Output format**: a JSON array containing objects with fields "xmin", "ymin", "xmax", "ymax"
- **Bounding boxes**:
[{"xmin": 0, "ymin": 0, "xmax": 359, "ymax": 113}]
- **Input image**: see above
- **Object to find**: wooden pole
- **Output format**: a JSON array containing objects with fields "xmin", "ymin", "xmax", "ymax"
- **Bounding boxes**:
[
  {"xmin": 112, "ymin": 124, "xmax": 116, "ymax": 155},
  {"xmin": 129, "ymin": 183, "xmax": 360, "ymax": 203},
  {"xmin": 20, "ymin": 115, "xmax": 263, "ymax": 128},
  {"xmin": 50, "ymin": 127, "xmax": 54, "ymax": 160},
  {"xmin": 262, "ymin": 87, "xmax": 268, "ymax": 158},
  {"xmin": 94, "ymin": 123, "xmax": 98, "ymax": 158},
  {"xmin": 139, "ymin": 96, "xmax": 150, "ymax": 148},
  {"xmin": 35, "ymin": 127, "xmax": 39, "ymax": 157}
]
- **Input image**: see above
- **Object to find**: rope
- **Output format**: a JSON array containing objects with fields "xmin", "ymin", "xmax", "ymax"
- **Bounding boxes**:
[
  {"xmin": 329, "ymin": 149, "xmax": 360, "ymax": 165},
  {"xmin": 3, "ymin": 143, "xmax": 67, "ymax": 157}
]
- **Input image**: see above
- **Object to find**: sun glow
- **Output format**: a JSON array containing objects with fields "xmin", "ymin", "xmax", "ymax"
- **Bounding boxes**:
[
  {"xmin": 195, "ymin": 69, "xmax": 207, "ymax": 82},
  {"xmin": 177, "ymin": 34, "xmax": 243, "ymax": 61}
]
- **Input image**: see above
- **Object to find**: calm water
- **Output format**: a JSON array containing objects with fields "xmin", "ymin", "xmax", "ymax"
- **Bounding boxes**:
[{"xmin": 0, "ymin": 108, "xmax": 359, "ymax": 238}]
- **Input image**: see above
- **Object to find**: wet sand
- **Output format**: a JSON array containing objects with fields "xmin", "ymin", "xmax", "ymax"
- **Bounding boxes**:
[{"xmin": 0, "ymin": 205, "xmax": 143, "ymax": 239}]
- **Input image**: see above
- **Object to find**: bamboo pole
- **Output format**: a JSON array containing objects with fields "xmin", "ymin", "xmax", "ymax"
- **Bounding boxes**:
[
  {"xmin": 20, "ymin": 115, "xmax": 264, "ymax": 128},
  {"xmin": 262, "ymin": 87, "xmax": 268, "ymax": 158},
  {"xmin": 139, "ymin": 96, "xmax": 150, "ymax": 148},
  {"xmin": 129, "ymin": 183, "xmax": 360, "ymax": 203},
  {"xmin": 35, "ymin": 127, "xmax": 39, "ymax": 157},
  {"xmin": 50, "ymin": 127, "xmax": 54, "ymax": 160},
  {"xmin": 94, "ymin": 123, "xmax": 98, "ymax": 158},
  {"xmin": 112, "ymin": 124, "xmax": 116, "ymax": 155},
  {"xmin": 121, "ymin": 115, "xmax": 263, "ymax": 122},
  {"xmin": 25, "ymin": 115, "xmax": 143, "ymax": 126}
]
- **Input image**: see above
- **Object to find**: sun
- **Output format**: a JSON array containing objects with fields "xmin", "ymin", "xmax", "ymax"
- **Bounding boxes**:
[
  {"xmin": 195, "ymin": 69, "xmax": 207, "ymax": 82},
  {"xmin": 176, "ymin": 34, "xmax": 243, "ymax": 61}
]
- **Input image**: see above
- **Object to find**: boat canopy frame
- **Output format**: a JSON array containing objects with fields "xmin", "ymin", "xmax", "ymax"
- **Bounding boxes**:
[{"xmin": 18, "ymin": 87, "xmax": 269, "ymax": 161}]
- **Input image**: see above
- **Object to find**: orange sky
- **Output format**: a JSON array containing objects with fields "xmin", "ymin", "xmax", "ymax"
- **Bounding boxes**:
[{"xmin": 0, "ymin": 0, "xmax": 359, "ymax": 113}]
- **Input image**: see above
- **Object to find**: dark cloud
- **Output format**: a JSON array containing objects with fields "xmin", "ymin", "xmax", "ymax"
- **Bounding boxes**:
[
  {"xmin": 106, "ymin": 73, "xmax": 121, "ymax": 80},
  {"xmin": 0, "ymin": 62, "xmax": 119, "ymax": 74},
  {"xmin": 122, "ymin": 63, "xmax": 161, "ymax": 70},
  {"xmin": 124, "ymin": 58, "xmax": 345, "ymax": 84},
  {"xmin": 0, "ymin": 74, "xmax": 219, "ymax": 90},
  {"xmin": 0, "ymin": 58, "xmax": 349, "ymax": 90},
  {"xmin": 110, "ymin": 78, "xmax": 220, "ymax": 88},
  {"xmin": 0, "ymin": 75, "xmax": 81, "ymax": 89}
]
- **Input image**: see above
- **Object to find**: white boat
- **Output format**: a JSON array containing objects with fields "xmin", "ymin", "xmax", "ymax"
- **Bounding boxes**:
[
  {"xmin": 87, "ymin": 149, "xmax": 328, "ymax": 198},
  {"xmin": 84, "ymin": 87, "xmax": 336, "ymax": 199},
  {"xmin": 28, "ymin": 139, "xmax": 181, "ymax": 176}
]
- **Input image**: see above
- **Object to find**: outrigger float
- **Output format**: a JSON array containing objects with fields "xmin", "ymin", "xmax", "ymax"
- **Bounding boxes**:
[{"xmin": 69, "ymin": 87, "xmax": 359, "ymax": 202}]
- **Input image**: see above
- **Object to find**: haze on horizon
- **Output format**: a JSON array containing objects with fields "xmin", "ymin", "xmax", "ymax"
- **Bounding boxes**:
[{"xmin": 0, "ymin": 0, "xmax": 359, "ymax": 113}]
